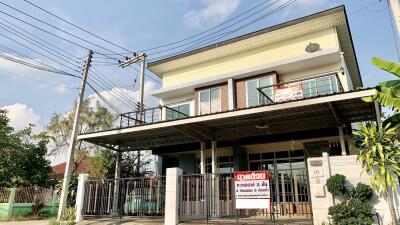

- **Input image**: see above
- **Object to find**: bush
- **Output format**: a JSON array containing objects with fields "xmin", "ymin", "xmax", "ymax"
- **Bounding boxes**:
[
  {"xmin": 326, "ymin": 174, "xmax": 347, "ymax": 196},
  {"xmin": 326, "ymin": 174, "xmax": 374, "ymax": 225}
]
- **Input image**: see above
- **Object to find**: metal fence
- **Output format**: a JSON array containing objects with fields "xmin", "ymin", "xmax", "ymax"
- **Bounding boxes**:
[
  {"xmin": 14, "ymin": 186, "xmax": 54, "ymax": 203},
  {"xmin": 179, "ymin": 173, "xmax": 312, "ymax": 221},
  {"xmin": 82, "ymin": 176, "xmax": 166, "ymax": 218},
  {"xmin": 0, "ymin": 187, "xmax": 10, "ymax": 203}
]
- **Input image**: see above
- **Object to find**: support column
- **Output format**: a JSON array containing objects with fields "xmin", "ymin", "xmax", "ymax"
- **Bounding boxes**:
[
  {"xmin": 338, "ymin": 125, "xmax": 347, "ymax": 156},
  {"xmin": 165, "ymin": 168, "xmax": 182, "ymax": 225},
  {"xmin": 211, "ymin": 141, "xmax": 217, "ymax": 174},
  {"xmin": 112, "ymin": 151, "xmax": 122, "ymax": 216},
  {"xmin": 374, "ymin": 101, "xmax": 383, "ymax": 131},
  {"xmin": 200, "ymin": 142, "xmax": 206, "ymax": 174},
  {"xmin": 7, "ymin": 187, "xmax": 16, "ymax": 219},
  {"xmin": 75, "ymin": 173, "xmax": 89, "ymax": 223},
  {"xmin": 228, "ymin": 78, "xmax": 235, "ymax": 110}
]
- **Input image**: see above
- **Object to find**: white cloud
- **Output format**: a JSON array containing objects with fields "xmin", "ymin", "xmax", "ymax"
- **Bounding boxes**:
[
  {"xmin": 1, "ymin": 103, "xmax": 42, "ymax": 132},
  {"xmin": 184, "ymin": 0, "xmax": 241, "ymax": 29},
  {"xmin": 89, "ymin": 80, "xmax": 158, "ymax": 113}
]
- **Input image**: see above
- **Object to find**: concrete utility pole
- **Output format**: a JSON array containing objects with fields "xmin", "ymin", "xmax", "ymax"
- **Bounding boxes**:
[
  {"xmin": 119, "ymin": 53, "xmax": 146, "ymax": 176},
  {"xmin": 57, "ymin": 50, "xmax": 93, "ymax": 221},
  {"xmin": 388, "ymin": 0, "xmax": 400, "ymax": 38}
]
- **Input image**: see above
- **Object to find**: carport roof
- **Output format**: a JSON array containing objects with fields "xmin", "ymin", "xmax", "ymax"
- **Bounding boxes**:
[{"xmin": 78, "ymin": 89, "xmax": 377, "ymax": 152}]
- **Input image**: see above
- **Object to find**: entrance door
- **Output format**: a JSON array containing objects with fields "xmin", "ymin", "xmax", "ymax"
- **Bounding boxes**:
[{"xmin": 248, "ymin": 150, "xmax": 312, "ymax": 220}]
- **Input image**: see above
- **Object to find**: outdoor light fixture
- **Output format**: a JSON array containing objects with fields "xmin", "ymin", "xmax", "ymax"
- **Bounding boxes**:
[{"xmin": 340, "ymin": 67, "xmax": 345, "ymax": 75}]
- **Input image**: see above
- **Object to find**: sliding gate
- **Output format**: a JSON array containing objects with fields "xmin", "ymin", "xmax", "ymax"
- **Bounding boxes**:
[
  {"xmin": 82, "ymin": 176, "xmax": 166, "ymax": 218},
  {"xmin": 179, "ymin": 171, "xmax": 312, "ymax": 222}
]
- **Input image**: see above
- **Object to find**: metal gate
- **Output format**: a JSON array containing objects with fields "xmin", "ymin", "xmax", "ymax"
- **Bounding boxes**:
[
  {"xmin": 178, "ymin": 171, "xmax": 311, "ymax": 222},
  {"xmin": 82, "ymin": 176, "xmax": 166, "ymax": 218}
]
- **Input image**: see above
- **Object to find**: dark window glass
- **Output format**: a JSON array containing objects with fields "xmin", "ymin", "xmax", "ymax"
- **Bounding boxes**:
[
  {"xmin": 290, "ymin": 149, "xmax": 304, "ymax": 157},
  {"xmin": 249, "ymin": 162, "xmax": 260, "ymax": 171},
  {"xmin": 261, "ymin": 152, "xmax": 275, "ymax": 160},
  {"xmin": 275, "ymin": 151, "xmax": 289, "ymax": 158},
  {"xmin": 249, "ymin": 153, "xmax": 261, "ymax": 160}
]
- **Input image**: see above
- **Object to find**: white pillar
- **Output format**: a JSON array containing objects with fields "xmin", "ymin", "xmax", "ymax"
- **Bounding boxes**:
[
  {"xmin": 339, "ymin": 52, "xmax": 353, "ymax": 91},
  {"xmin": 112, "ymin": 151, "xmax": 122, "ymax": 216},
  {"xmin": 228, "ymin": 78, "xmax": 235, "ymax": 110},
  {"xmin": 75, "ymin": 173, "xmax": 89, "ymax": 223},
  {"xmin": 211, "ymin": 141, "xmax": 217, "ymax": 174},
  {"xmin": 200, "ymin": 142, "xmax": 206, "ymax": 174},
  {"xmin": 165, "ymin": 168, "xmax": 182, "ymax": 225},
  {"xmin": 338, "ymin": 125, "xmax": 347, "ymax": 156}
]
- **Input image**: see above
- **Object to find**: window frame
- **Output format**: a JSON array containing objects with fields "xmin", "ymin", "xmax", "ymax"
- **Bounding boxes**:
[
  {"xmin": 165, "ymin": 102, "xmax": 191, "ymax": 120},
  {"xmin": 198, "ymin": 87, "xmax": 222, "ymax": 115},
  {"xmin": 245, "ymin": 75, "xmax": 274, "ymax": 107}
]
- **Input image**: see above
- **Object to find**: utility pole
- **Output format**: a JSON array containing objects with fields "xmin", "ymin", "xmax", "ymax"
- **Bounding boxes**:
[
  {"xmin": 387, "ymin": 0, "xmax": 400, "ymax": 60},
  {"xmin": 57, "ymin": 50, "xmax": 93, "ymax": 221},
  {"xmin": 119, "ymin": 53, "xmax": 146, "ymax": 176}
]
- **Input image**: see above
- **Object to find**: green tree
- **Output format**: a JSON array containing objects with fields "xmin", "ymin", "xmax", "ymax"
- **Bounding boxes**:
[
  {"xmin": 40, "ymin": 99, "xmax": 116, "ymax": 174},
  {"xmin": 354, "ymin": 122, "xmax": 400, "ymax": 224},
  {"xmin": 0, "ymin": 109, "xmax": 53, "ymax": 187}
]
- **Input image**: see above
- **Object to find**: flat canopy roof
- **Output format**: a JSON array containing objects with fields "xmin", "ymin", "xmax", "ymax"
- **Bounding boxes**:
[{"xmin": 78, "ymin": 89, "xmax": 377, "ymax": 152}]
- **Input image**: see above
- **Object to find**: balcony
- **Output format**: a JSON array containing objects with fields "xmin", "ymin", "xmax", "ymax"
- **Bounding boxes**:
[
  {"xmin": 118, "ymin": 73, "xmax": 343, "ymax": 129},
  {"xmin": 257, "ymin": 72, "xmax": 343, "ymax": 106}
]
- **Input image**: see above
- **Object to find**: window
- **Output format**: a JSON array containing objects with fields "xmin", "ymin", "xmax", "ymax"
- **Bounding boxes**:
[
  {"xmin": 246, "ymin": 76, "xmax": 274, "ymax": 107},
  {"xmin": 166, "ymin": 103, "xmax": 190, "ymax": 120},
  {"xmin": 198, "ymin": 87, "xmax": 221, "ymax": 115}
]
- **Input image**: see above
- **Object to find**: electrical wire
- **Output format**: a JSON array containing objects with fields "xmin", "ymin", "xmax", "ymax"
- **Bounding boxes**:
[
  {"xmin": 0, "ymin": 2, "xmax": 132, "ymax": 58},
  {"xmin": 150, "ymin": 0, "xmax": 296, "ymax": 61},
  {"xmin": 86, "ymin": 82, "xmax": 122, "ymax": 114},
  {"xmin": 0, "ymin": 67, "xmax": 79, "ymax": 89},
  {"xmin": 22, "ymin": 0, "xmax": 134, "ymax": 55},
  {"xmin": 0, "ymin": 23, "xmax": 82, "ymax": 69},
  {"xmin": 139, "ymin": 0, "xmax": 274, "ymax": 53},
  {"xmin": 386, "ymin": 0, "xmax": 400, "ymax": 61},
  {"xmin": 0, "ymin": 17, "xmax": 83, "ymax": 61},
  {"xmin": 146, "ymin": 0, "xmax": 280, "ymax": 56}
]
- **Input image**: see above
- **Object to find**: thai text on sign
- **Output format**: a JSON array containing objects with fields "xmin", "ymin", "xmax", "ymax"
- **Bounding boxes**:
[
  {"xmin": 274, "ymin": 82, "xmax": 303, "ymax": 102},
  {"xmin": 234, "ymin": 171, "xmax": 271, "ymax": 209}
]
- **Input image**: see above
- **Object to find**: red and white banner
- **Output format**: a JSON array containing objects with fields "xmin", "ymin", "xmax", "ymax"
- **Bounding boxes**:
[
  {"xmin": 274, "ymin": 82, "xmax": 303, "ymax": 102},
  {"xmin": 234, "ymin": 171, "xmax": 271, "ymax": 209}
]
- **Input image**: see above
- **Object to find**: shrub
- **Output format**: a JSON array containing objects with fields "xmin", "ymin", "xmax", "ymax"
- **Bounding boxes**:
[
  {"xmin": 326, "ymin": 174, "xmax": 374, "ymax": 225},
  {"xmin": 326, "ymin": 174, "xmax": 347, "ymax": 196}
]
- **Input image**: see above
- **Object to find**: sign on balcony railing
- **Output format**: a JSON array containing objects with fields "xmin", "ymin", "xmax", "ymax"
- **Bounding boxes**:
[{"xmin": 274, "ymin": 82, "xmax": 303, "ymax": 103}]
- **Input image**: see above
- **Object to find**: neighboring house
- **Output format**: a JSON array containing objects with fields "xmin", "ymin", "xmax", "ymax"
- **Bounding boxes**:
[
  {"xmin": 78, "ymin": 6, "xmax": 378, "ymax": 222},
  {"xmin": 52, "ymin": 160, "xmax": 90, "ymax": 179}
]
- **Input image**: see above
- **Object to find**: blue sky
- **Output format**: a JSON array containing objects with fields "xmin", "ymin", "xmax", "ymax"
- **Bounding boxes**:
[{"xmin": 0, "ymin": 0, "xmax": 397, "ymax": 134}]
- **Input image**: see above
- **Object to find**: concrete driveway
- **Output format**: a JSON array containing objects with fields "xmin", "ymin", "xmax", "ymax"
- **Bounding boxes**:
[{"xmin": 0, "ymin": 220, "xmax": 50, "ymax": 225}]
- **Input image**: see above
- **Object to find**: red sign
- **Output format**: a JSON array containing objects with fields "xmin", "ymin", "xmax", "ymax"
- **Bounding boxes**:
[
  {"xmin": 274, "ymin": 82, "xmax": 303, "ymax": 102},
  {"xmin": 234, "ymin": 171, "xmax": 271, "ymax": 209}
]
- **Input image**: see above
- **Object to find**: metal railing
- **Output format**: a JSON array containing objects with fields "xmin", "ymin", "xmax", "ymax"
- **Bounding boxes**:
[
  {"xmin": 257, "ymin": 72, "xmax": 343, "ymax": 106},
  {"xmin": 119, "ymin": 105, "xmax": 188, "ymax": 128},
  {"xmin": 82, "ymin": 176, "xmax": 166, "ymax": 218}
]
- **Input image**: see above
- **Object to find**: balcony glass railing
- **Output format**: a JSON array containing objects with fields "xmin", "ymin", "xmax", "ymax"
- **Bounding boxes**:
[{"xmin": 257, "ymin": 73, "xmax": 343, "ymax": 106}]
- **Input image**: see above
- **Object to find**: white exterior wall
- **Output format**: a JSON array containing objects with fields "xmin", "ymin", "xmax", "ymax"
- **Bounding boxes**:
[{"xmin": 308, "ymin": 154, "xmax": 400, "ymax": 225}]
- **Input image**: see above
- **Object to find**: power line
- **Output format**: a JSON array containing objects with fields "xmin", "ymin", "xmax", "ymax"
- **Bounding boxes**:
[
  {"xmin": 86, "ymin": 82, "xmax": 122, "ymax": 114},
  {"xmin": 150, "ymin": 0, "xmax": 296, "ymax": 61},
  {"xmin": 0, "ymin": 2, "xmax": 131, "ymax": 58},
  {"xmin": 139, "ymin": 0, "xmax": 274, "ymax": 53},
  {"xmin": 22, "ymin": 0, "xmax": 134, "ymax": 55},
  {"xmin": 0, "ymin": 23, "xmax": 82, "ymax": 69},
  {"xmin": 0, "ymin": 17, "xmax": 83, "ymax": 61},
  {"xmin": 146, "ymin": 0, "xmax": 280, "ymax": 56},
  {"xmin": 386, "ymin": 0, "xmax": 400, "ymax": 61},
  {"xmin": 0, "ymin": 32, "xmax": 81, "ymax": 73},
  {"xmin": 0, "ymin": 67, "xmax": 79, "ymax": 89},
  {"xmin": 0, "ymin": 53, "xmax": 81, "ymax": 78}
]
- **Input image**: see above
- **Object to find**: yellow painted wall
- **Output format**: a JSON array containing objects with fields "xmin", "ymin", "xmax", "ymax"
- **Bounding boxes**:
[{"xmin": 162, "ymin": 28, "xmax": 340, "ymax": 88}]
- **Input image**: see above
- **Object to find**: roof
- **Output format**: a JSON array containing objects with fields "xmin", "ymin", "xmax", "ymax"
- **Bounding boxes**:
[
  {"xmin": 52, "ymin": 160, "xmax": 90, "ymax": 179},
  {"xmin": 148, "ymin": 5, "xmax": 363, "ymax": 88},
  {"xmin": 78, "ymin": 89, "xmax": 376, "ymax": 151}
]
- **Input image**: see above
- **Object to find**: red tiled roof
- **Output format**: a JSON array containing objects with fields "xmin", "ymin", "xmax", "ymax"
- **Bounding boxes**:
[{"xmin": 52, "ymin": 160, "xmax": 90, "ymax": 179}]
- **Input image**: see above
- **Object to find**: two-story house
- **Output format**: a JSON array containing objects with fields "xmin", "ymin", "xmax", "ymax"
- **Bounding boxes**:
[{"xmin": 78, "ymin": 6, "xmax": 377, "ymax": 221}]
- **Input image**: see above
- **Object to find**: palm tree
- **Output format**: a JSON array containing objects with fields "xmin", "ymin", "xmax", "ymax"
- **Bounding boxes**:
[{"xmin": 354, "ymin": 122, "xmax": 400, "ymax": 224}]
